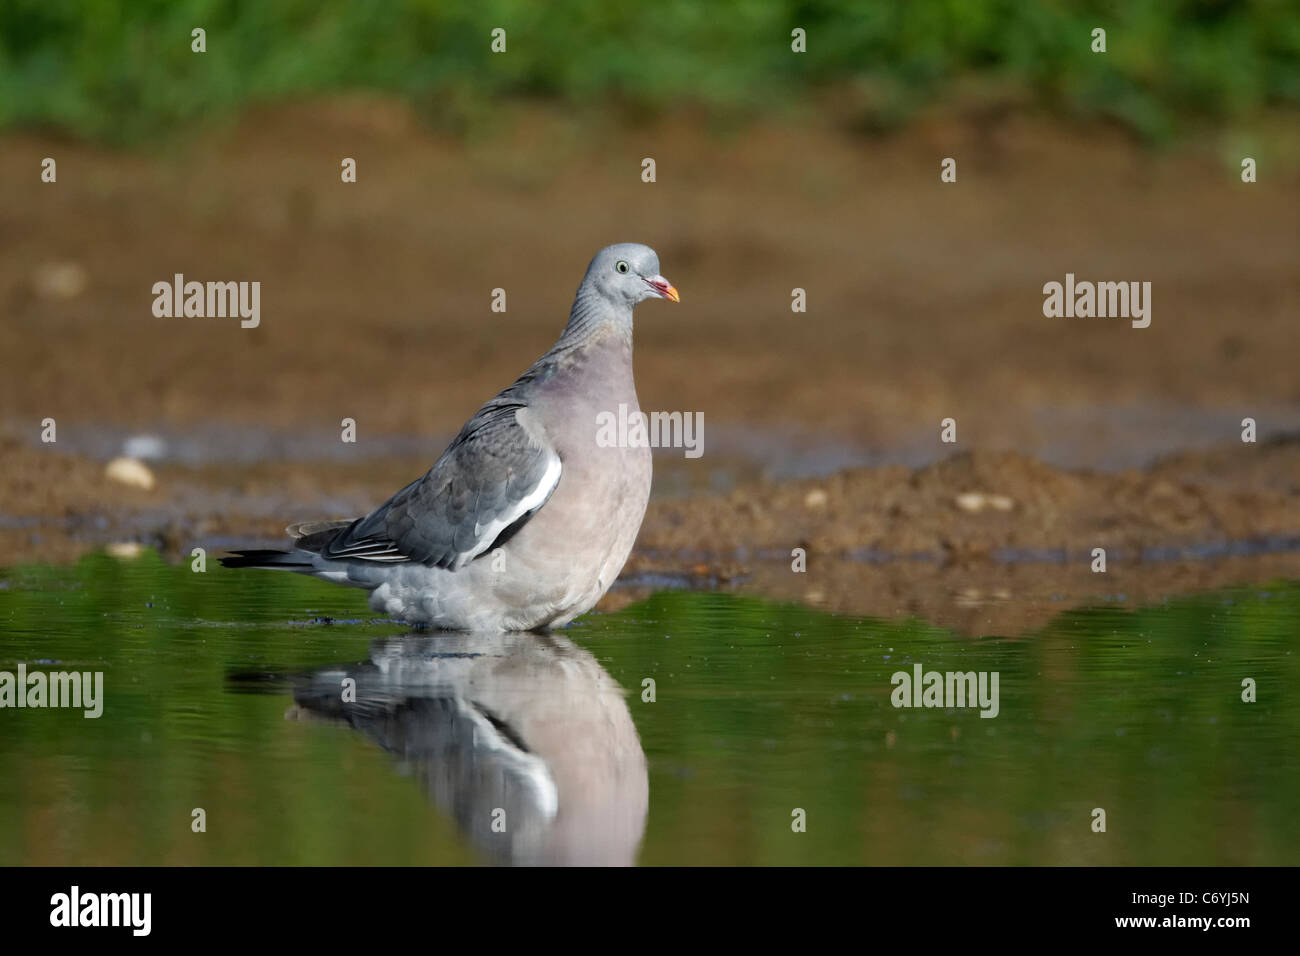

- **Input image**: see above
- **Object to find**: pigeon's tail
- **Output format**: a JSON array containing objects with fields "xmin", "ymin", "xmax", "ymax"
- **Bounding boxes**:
[
  {"xmin": 220, "ymin": 549, "xmax": 316, "ymax": 571},
  {"xmin": 222, "ymin": 521, "xmax": 357, "ymax": 573}
]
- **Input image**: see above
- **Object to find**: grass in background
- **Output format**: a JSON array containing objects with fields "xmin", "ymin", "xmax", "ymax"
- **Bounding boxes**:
[{"xmin": 0, "ymin": 0, "xmax": 1297, "ymax": 143}]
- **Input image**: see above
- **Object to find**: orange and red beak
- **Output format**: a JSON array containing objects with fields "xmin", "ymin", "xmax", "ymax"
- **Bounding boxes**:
[{"xmin": 645, "ymin": 274, "xmax": 680, "ymax": 302}]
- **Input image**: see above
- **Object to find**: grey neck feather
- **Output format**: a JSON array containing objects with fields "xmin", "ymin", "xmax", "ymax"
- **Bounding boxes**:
[{"xmin": 554, "ymin": 284, "xmax": 633, "ymax": 352}]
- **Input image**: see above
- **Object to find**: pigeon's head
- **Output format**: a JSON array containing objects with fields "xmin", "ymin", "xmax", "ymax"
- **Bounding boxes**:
[{"xmin": 582, "ymin": 243, "xmax": 679, "ymax": 310}]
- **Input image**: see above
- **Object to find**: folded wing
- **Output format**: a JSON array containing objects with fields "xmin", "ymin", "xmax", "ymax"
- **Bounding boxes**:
[{"xmin": 319, "ymin": 403, "xmax": 561, "ymax": 570}]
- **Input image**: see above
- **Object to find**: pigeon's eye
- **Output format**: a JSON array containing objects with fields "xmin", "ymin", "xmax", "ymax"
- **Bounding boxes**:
[{"xmin": 616, "ymin": 260, "xmax": 629, "ymax": 274}]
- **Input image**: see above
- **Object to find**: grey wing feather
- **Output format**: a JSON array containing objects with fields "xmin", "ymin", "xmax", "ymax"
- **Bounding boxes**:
[
  {"xmin": 287, "ymin": 519, "xmax": 353, "ymax": 553},
  {"xmin": 320, "ymin": 402, "xmax": 561, "ymax": 570}
]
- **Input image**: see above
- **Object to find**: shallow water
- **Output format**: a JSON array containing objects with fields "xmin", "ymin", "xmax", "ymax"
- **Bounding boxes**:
[{"xmin": 0, "ymin": 553, "xmax": 1296, "ymax": 865}]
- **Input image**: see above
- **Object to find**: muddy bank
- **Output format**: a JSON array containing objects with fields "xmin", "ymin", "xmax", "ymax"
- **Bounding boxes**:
[
  {"xmin": 630, "ymin": 437, "xmax": 1300, "ymax": 631},
  {"xmin": 2, "ymin": 103, "xmax": 1298, "ymax": 470},
  {"xmin": 612, "ymin": 550, "xmax": 1300, "ymax": 637},
  {"xmin": 4, "ymin": 436, "xmax": 1297, "ymax": 633},
  {"xmin": 635, "ymin": 439, "xmax": 1300, "ymax": 561},
  {"xmin": 3, "ymin": 101, "xmax": 1297, "ymax": 631}
]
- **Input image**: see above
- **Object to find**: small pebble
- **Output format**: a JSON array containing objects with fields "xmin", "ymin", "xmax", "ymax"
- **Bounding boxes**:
[
  {"xmin": 32, "ymin": 261, "xmax": 88, "ymax": 300},
  {"xmin": 105, "ymin": 456, "xmax": 156, "ymax": 491}
]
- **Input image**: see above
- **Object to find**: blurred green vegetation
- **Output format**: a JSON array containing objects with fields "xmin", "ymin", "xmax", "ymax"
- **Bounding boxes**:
[
  {"xmin": 1, "ymin": 551, "xmax": 1297, "ymax": 864},
  {"xmin": 0, "ymin": 0, "xmax": 1296, "ymax": 143}
]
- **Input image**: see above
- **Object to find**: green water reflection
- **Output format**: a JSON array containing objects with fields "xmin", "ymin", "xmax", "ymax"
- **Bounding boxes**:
[{"xmin": 0, "ymin": 552, "xmax": 1296, "ymax": 865}]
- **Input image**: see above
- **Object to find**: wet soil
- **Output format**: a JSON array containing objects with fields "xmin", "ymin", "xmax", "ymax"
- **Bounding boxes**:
[
  {"xmin": 2, "ymin": 101, "xmax": 1297, "ymax": 632},
  {"xmin": 4, "ymin": 434, "xmax": 1298, "ymax": 635}
]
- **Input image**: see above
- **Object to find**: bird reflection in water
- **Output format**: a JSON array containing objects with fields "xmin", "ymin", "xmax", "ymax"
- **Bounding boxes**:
[{"xmin": 288, "ymin": 632, "xmax": 648, "ymax": 865}]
